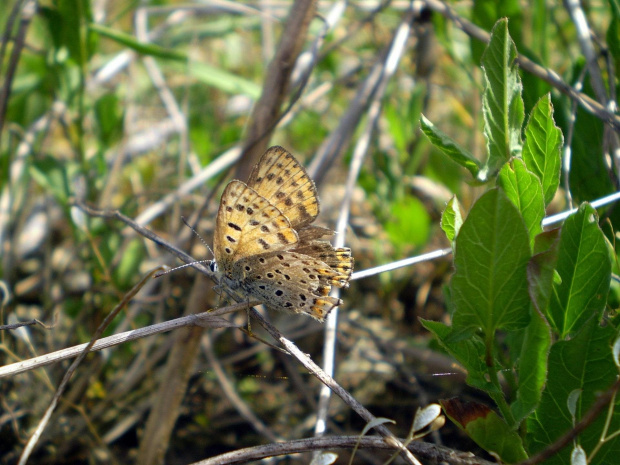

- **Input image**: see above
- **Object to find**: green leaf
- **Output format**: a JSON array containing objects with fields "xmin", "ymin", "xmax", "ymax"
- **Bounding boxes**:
[
  {"xmin": 527, "ymin": 319, "xmax": 620, "ymax": 464},
  {"xmin": 522, "ymin": 94, "xmax": 562, "ymax": 206},
  {"xmin": 510, "ymin": 310, "xmax": 551, "ymax": 423},
  {"xmin": 420, "ymin": 114, "xmax": 482, "ymax": 178},
  {"xmin": 89, "ymin": 23, "xmax": 187, "ymax": 61},
  {"xmin": 547, "ymin": 204, "xmax": 611, "ymax": 339},
  {"xmin": 481, "ymin": 19, "xmax": 524, "ymax": 176},
  {"xmin": 497, "ymin": 158, "xmax": 545, "ymax": 249},
  {"xmin": 440, "ymin": 196, "xmax": 463, "ymax": 243},
  {"xmin": 420, "ymin": 319, "xmax": 497, "ymax": 393},
  {"xmin": 188, "ymin": 61, "xmax": 262, "ymax": 98},
  {"xmin": 451, "ymin": 188, "xmax": 532, "ymax": 334},
  {"xmin": 442, "ymin": 398, "xmax": 528, "ymax": 463}
]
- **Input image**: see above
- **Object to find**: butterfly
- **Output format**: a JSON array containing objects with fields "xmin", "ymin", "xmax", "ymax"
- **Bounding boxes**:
[{"xmin": 211, "ymin": 146, "xmax": 353, "ymax": 321}]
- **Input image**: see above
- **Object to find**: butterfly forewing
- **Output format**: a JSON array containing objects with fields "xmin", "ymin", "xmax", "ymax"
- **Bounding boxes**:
[
  {"xmin": 247, "ymin": 146, "xmax": 320, "ymax": 229},
  {"xmin": 214, "ymin": 181, "xmax": 298, "ymax": 272}
]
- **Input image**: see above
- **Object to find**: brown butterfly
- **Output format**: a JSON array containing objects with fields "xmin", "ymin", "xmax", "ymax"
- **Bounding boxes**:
[{"xmin": 212, "ymin": 146, "xmax": 353, "ymax": 321}]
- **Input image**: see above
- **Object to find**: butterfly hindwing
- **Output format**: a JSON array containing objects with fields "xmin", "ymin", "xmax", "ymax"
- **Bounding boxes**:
[
  {"xmin": 230, "ymin": 251, "xmax": 343, "ymax": 322},
  {"xmin": 293, "ymin": 241, "xmax": 354, "ymax": 288}
]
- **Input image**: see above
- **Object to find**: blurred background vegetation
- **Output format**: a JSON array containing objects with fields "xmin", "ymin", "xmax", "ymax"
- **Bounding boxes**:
[{"xmin": 0, "ymin": 0, "xmax": 617, "ymax": 463}]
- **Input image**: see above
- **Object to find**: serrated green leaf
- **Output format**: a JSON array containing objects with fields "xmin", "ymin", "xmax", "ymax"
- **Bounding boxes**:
[
  {"xmin": 420, "ymin": 114, "xmax": 482, "ymax": 178},
  {"xmin": 547, "ymin": 204, "xmax": 611, "ymax": 338},
  {"xmin": 522, "ymin": 94, "xmax": 562, "ymax": 206},
  {"xmin": 481, "ymin": 19, "xmax": 524, "ymax": 175},
  {"xmin": 441, "ymin": 196, "xmax": 463, "ymax": 243},
  {"xmin": 497, "ymin": 158, "xmax": 545, "ymax": 249},
  {"xmin": 451, "ymin": 189, "xmax": 531, "ymax": 333},
  {"xmin": 527, "ymin": 319, "xmax": 620, "ymax": 464}
]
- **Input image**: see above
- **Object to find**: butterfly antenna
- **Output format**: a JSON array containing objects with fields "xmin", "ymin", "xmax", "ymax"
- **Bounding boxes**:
[
  {"xmin": 155, "ymin": 260, "xmax": 213, "ymax": 278},
  {"xmin": 154, "ymin": 217, "xmax": 216, "ymax": 278},
  {"xmin": 181, "ymin": 216, "xmax": 215, "ymax": 258}
]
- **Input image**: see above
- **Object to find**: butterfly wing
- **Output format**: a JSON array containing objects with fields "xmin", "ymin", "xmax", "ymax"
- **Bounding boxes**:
[
  {"xmin": 213, "ymin": 180, "xmax": 298, "ymax": 273},
  {"xmin": 247, "ymin": 146, "xmax": 320, "ymax": 230},
  {"xmin": 293, "ymin": 241, "xmax": 354, "ymax": 288},
  {"xmin": 231, "ymin": 251, "xmax": 345, "ymax": 321}
]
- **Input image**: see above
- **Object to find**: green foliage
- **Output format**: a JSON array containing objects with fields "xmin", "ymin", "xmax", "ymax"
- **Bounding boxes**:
[{"xmin": 424, "ymin": 18, "xmax": 618, "ymax": 464}]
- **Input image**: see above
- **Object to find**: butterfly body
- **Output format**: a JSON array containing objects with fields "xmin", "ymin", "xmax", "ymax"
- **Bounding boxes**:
[{"xmin": 212, "ymin": 146, "xmax": 353, "ymax": 321}]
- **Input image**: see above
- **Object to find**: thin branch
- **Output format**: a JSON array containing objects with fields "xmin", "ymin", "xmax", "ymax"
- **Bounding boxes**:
[
  {"xmin": 191, "ymin": 434, "xmax": 495, "ymax": 465},
  {"xmin": 0, "ymin": 301, "xmax": 248, "ymax": 379}
]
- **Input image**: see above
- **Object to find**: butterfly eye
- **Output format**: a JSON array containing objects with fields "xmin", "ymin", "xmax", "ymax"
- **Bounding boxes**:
[{"xmin": 209, "ymin": 261, "xmax": 218, "ymax": 273}]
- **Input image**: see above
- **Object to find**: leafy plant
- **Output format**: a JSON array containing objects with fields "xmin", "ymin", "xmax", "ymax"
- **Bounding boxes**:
[{"xmin": 422, "ymin": 19, "xmax": 618, "ymax": 464}]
